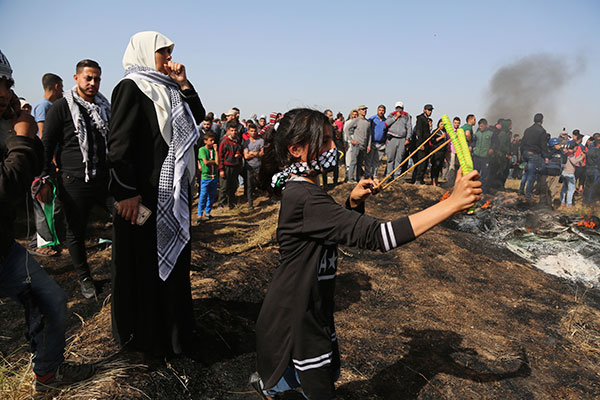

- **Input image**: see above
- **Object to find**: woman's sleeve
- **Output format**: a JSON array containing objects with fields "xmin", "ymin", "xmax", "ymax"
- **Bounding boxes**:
[
  {"xmin": 302, "ymin": 190, "xmax": 415, "ymax": 252},
  {"xmin": 107, "ymin": 80, "xmax": 140, "ymax": 201},
  {"xmin": 180, "ymin": 85, "xmax": 206, "ymax": 124}
]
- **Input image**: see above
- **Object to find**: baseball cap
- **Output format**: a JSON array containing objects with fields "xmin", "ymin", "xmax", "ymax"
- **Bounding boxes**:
[
  {"xmin": 225, "ymin": 108, "xmax": 237, "ymax": 116},
  {"xmin": 0, "ymin": 50, "xmax": 12, "ymax": 81},
  {"xmin": 424, "ymin": 104, "xmax": 434, "ymax": 111},
  {"xmin": 394, "ymin": 101, "xmax": 404, "ymax": 109},
  {"xmin": 19, "ymin": 98, "xmax": 30, "ymax": 108},
  {"xmin": 259, "ymin": 114, "xmax": 266, "ymax": 120},
  {"xmin": 357, "ymin": 104, "xmax": 368, "ymax": 110}
]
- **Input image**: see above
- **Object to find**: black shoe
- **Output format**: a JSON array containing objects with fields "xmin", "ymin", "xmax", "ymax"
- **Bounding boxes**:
[
  {"xmin": 35, "ymin": 361, "xmax": 95, "ymax": 392},
  {"xmin": 249, "ymin": 372, "xmax": 271, "ymax": 399},
  {"xmin": 80, "ymin": 277, "xmax": 96, "ymax": 299}
]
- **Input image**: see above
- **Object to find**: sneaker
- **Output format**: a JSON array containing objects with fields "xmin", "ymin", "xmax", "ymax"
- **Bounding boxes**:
[
  {"xmin": 249, "ymin": 372, "xmax": 272, "ymax": 399},
  {"xmin": 35, "ymin": 361, "xmax": 95, "ymax": 392},
  {"xmin": 79, "ymin": 277, "xmax": 96, "ymax": 299}
]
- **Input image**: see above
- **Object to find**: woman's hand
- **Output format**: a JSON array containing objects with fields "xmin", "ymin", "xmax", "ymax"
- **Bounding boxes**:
[
  {"xmin": 165, "ymin": 61, "xmax": 191, "ymax": 90},
  {"xmin": 117, "ymin": 195, "xmax": 142, "ymax": 225},
  {"xmin": 448, "ymin": 168, "xmax": 482, "ymax": 212},
  {"xmin": 349, "ymin": 177, "xmax": 380, "ymax": 208}
]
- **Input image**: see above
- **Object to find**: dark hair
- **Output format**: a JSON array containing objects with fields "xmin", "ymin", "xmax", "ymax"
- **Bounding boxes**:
[
  {"xmin": 225, "ymin": 120, "xmax": 238, "ymax": 130},
  {"xmin": 42, "ymin": 73, "xmax": 62, "ymax": 90},
  {"xmin": 336, "ymin": 112, "xmax": 343, "ymax": 120},
  {"xmin": 247, "ymin": 123, "xmax": 257, "ymax": 131},
  {"xmin": 466, "ymin": 114, "xmax": 475, "ymax": 123},
  {"xmin": 76, "ymin": 59, "xmax": 101, "ymax": 73},
  {"xmin": 378, "ymin": 104, "xmax": 386, "ymax": 110},
  {"xmin": 453, "ymin": 116, "xmax": 461, "ymax": 122},
  {"xmin": 478, "ymin": 118, "xmax": 488, "ymax": 125},
  {"xmin": 204, "ymin": 131, "xmax": 217, "ymax": 140},
  {"xmin": 206, "ymin": 112, "xmax": 214, "ymax": 120},
  {"xmin": 323, "ymin": 109, "xmax": 332, "ymax": 115},
  {"xmin": 258, "ymin": 108, "xmax": 329, "ymax": 195},
  {"xmin": 220, "ymin": 113, "xmax": 227, "ymax": 120},
  {"xmin": 232, "ymin": 107, "xmax": 240, "ymax": 112},
  {"xmin": 203, "ymin": 116, "xmax": 212, "ymax": 123},
  {"xmin": 534, "ymin": 113, "xmax": 543, "ymax": 123}
]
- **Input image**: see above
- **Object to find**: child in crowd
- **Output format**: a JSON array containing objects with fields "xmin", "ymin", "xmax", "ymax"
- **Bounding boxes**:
[
  {"xmin": 217, "ymin": 120, "xmax": 243, "ymax": 209},
  {"xmin": 250, "ymin": 108, "xmax": 482, "ymax": 399},
  {"xmin": 561, "ymin": 142, "xmax": 585, "ymax": 207},
  {"xmin": 243, "ymin": 123, "xmax": 264, "ymax": 209},
  {"xmin": 197, "ymin": 131, "xmax": 219, "ymax": 221}
]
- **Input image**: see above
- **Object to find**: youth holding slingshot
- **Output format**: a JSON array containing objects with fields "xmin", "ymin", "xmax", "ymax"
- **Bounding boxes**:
[{"xmin": 251, "ymin": 108, "xmax": 481, "ymax": 399}]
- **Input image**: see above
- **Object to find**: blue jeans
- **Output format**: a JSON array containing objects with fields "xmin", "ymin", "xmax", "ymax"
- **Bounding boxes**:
[
  {"xmin": 265, "ymin": 365, "xmax": 340, "ymax": 399},
  {"xmin": 472, "ymin": 155, "xmax": 489, "ymax": 191},
  {"xmin": 519, "ymin": 151, "xmax": 541, "ymax": 198},
  {"xmin": 0, "ymin": 241, "xmax": 67, "ymax": 375},
  {"xmin": 198, "ymin": 178, "xmax": 218, "ymax": 216},
  {"xmin": 560, "ymin": 173, "xmax": 576, "ymax": 206}
]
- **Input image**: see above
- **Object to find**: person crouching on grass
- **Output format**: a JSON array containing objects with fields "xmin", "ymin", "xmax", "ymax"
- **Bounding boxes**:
[{"xmin": 249, "ymin": 108, "xmax": 482, "ymax": 399}]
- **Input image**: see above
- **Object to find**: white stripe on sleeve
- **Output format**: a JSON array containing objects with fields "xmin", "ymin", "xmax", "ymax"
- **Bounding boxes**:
[
  {"xmin": 380, "ymin": 223, "xmax": 390, "ymax": 251},
  {"xmin": 386, "ymin": 221, "xmax": 397, "ymax": 248}
]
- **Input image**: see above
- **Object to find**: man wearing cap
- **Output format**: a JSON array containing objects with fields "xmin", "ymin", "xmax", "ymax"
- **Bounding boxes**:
[
  {"xmin": 411, "ymin": 104, "xmax": 434, "ymax": 184},
  {"xmin": 0, "ymin": 49, "xmax": 95, "ymax": 392},
  {"xmin": 257, "ymin": 114, "xmax": 267, "ymax": 132},
  {"xmin": 385, "ymin": 101, "xmax": 412, "ymax": 179},
  {"xmin": 344, "ymin": 105, "xmax": 371, "ymax": 182}
]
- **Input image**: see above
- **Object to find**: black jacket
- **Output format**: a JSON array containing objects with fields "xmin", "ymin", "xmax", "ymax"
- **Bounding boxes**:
[
  {"xmin": 414, "ymin": 113, "xmax": 430, "ymax": 146},
  {"xmin": 0, "ymin": 134, "xmax": 44, "ymax": 258},
  {"xmin": 256, "ymin": 180, "xmax": 414, "ymax": 399},
  {"xmin": 520, "ymin": 123, "xmax": 549, "ymax": 158}
]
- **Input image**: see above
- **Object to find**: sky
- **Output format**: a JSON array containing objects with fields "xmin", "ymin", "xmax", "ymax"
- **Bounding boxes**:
[{"xmin": 1, "ymin": 0, "xmax": 598, "ymax": 135}]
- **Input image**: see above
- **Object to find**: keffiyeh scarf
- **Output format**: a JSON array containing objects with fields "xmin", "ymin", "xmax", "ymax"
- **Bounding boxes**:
[
  {"xmin": 125, "ymin": 65, "xmax": 199, "ymax": 281},
  {"xmin": 271, "ymin": 147, "xmax": 338, "ymax": 189},
  {"xmin": 63, "ymin": 87, "xmax": 110, "ymax": 182}
]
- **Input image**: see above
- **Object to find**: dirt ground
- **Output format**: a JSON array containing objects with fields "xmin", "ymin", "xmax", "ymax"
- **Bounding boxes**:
[{"xmin": 2, "ymin": 178, "xmax": 600, "ymax": 399}]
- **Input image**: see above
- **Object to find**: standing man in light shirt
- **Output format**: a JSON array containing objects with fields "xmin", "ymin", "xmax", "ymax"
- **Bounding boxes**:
[
  {"xmin": 345, "ymin": 105, "xmax": 371, "ymax": 183},
  {"xmin": 385, "ymin": 101, "xmax": 412, "ymax": 179}
]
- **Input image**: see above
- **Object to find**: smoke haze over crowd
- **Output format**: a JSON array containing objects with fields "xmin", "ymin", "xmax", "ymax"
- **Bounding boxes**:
[{"xmin": 485, "ymin": 53, "xmax": 586, "ymax": 135}]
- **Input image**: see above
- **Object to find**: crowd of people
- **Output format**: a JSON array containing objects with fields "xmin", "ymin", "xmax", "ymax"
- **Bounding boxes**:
[{"xmin": 0, "ymin": 29, "xmax": 596, "ymax": 398}]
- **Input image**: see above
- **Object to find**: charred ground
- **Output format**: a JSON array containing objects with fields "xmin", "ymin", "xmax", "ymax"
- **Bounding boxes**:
[{"xmin": 1, "ymin": 182, "xmax": 600, "ymax": 399}]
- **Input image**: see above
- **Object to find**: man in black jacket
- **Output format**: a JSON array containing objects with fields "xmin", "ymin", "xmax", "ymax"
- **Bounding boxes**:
[
  {"xmin": 518, "ymin": 113, "xmax": 549, "ymax": 199},
  {"xmin": 411, "ymin": 104, "xmax": 433, "ymax": 184},
  {"xmin": 0, "ymin": 50, "xmax": 94, "ymax": 391},
  {"xmin": 39, "ymin": 59, "xmax": 112, "ymax": 298}
]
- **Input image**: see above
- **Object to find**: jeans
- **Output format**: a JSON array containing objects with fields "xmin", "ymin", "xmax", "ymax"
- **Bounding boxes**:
[
  {"xmin": 519, "ymin": 151, "xmax": 541, "ymax": 198},
  {"xmin": 385, "ymin": 137, "xmax": 408, "ymax": 179},
  {"xmin": 472, "ymin": 155, "xmax": 490, "ymax": 191},
  {"xmin": 246, "ymin": 166, "xmax": 259, "ymax": 208},
  {"xmin": 198, "ymin": 178, "xmax": 218, "ymax": 216},
  {"xmin": 265, "ymin": 365, "xmax": 340, "ymax": 399},
  {"xmin": 58, "ymin": 173, "xmax": 113, "ymax": 280},
  {"xmin": 0, "ymin": 241, "xmax": 67, "ymax": 375},
  {"xmin": 560, "ymin": 173, "xmax": 576, "ymax": 206},
  {"xmin": 366, "ymin": 143, "xmax": 385, "ymax": 177}
]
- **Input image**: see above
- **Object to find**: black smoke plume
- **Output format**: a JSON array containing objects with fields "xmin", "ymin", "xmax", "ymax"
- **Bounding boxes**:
[{"xmin": 485, "ymin": 53, "xmax": 585, "ymax": 134}]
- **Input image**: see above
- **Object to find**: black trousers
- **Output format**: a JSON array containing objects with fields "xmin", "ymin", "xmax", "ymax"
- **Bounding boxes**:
[
  {"xmin": 217, "ymin": 165, "xmax": 240, "ymax": 208},
  {"xmin": 412, "ymin": 148, "xmax": 430, "ymax": 183},
  {"xmin": 58, "ymin": 173, "xmax": 113, "ymax": 280},
  {"xmin": 246, "ymin": 165, "xmax": 259, "ymax": 208}
]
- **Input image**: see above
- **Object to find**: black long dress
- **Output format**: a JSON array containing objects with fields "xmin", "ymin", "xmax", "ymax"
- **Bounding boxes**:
[{"xmin": 108, "ymin": 79, "xmax": 205, "ymax": 355}]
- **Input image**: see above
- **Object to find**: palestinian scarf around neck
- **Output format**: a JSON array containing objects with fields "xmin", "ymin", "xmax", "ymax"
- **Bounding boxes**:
[
  {"xmin": 63, "ymin": 86, "xmax": 110, "ymax": 182},
  {"xmin": 271, "ymin": 147, "xmax": 338, "ymax": 189}
]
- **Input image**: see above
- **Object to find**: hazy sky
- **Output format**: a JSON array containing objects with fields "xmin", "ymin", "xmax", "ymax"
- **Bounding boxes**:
[{"xmin": 1, "ymin": 0, "xmax": 598, "ymax": 135}]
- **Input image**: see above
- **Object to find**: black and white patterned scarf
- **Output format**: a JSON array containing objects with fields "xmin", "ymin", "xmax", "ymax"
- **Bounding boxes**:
[
  {"xmin": 125, "ymin": 65, "xmax": 199, "ymax": 281},
  {"xmin": 271, "ymin": 147, "xmax": 338, "ymax": 189},
  {"xmin": 63, "ymin": 87, "xmax": 110, "ymax": 182}
]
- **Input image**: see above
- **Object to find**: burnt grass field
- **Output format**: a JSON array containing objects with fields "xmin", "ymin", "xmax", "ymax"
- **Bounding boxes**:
[{"xmin": 2, "ymin": 180, "xmax": 600, "ymax": 399}]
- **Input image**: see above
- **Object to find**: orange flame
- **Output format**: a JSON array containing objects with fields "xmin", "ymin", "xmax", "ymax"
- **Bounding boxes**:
[
  {"xmin": 480, "ymin": 200, "xmax": 492, "ymax": 209},
  {"xmin": 577, "ymin": 213, "xmax": 597, "ymax": 229},
  {"xmin": 440, "ymin": 191, "xmax": 451, "ymax": 201}
]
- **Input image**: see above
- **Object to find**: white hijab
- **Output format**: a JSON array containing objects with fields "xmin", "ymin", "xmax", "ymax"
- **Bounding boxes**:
[{"xmin": 122, "ymin": 31, "xmax": 175, "ymax": 145}]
